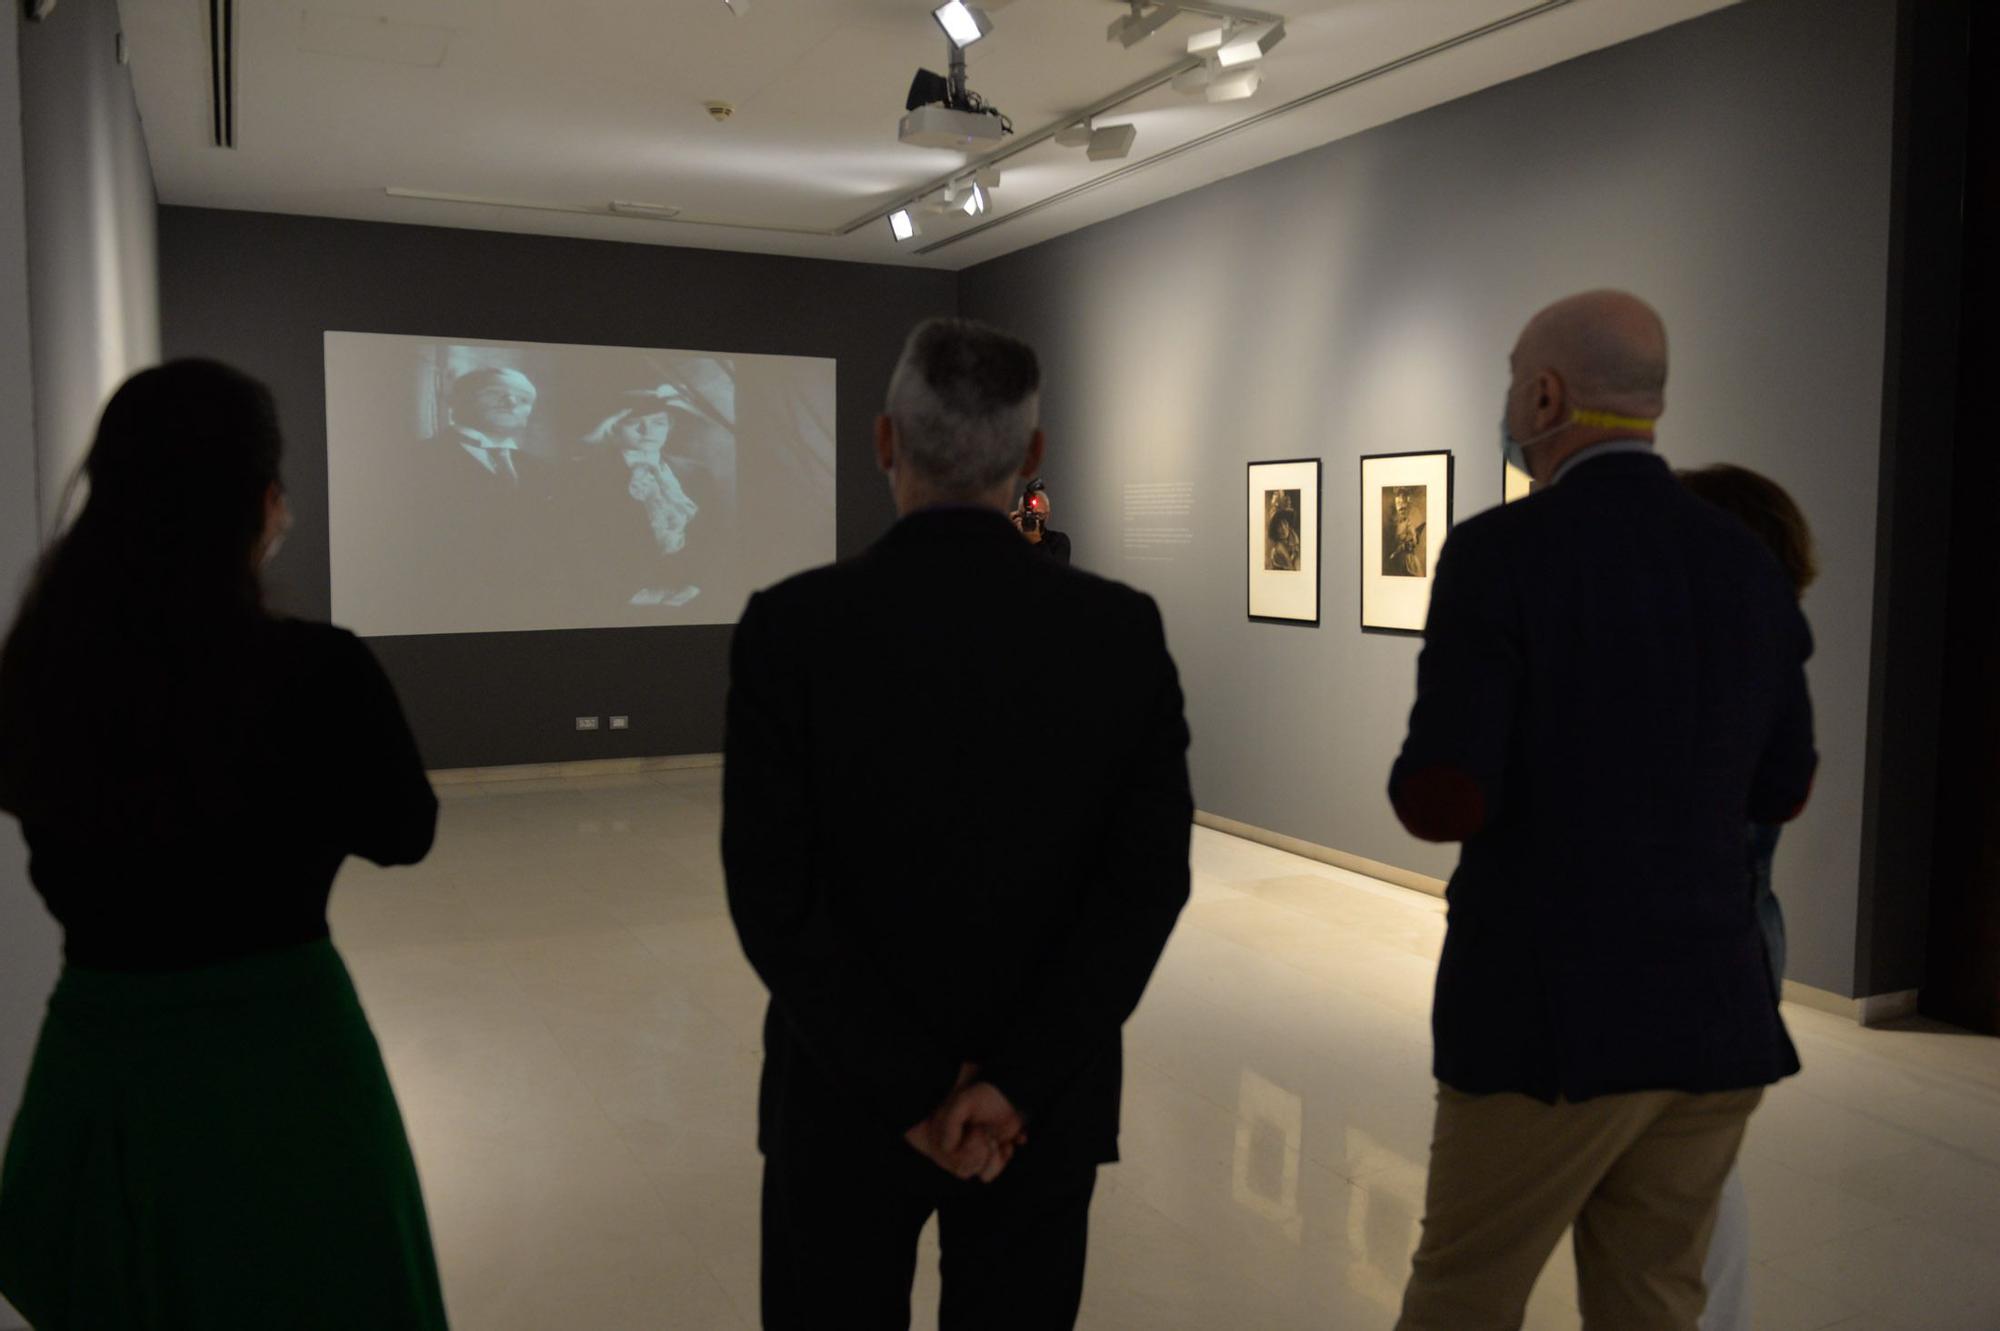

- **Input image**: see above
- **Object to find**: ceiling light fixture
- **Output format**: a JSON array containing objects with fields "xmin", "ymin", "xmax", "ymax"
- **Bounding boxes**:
[
  {"xmin": 1052, "ymin": 117, "xmax": 1138, "ymax": 160},
  {"xmin": 889, "ymin": 208, "xmax": 920, "ymax": 241},
  {"xmin": 1217, "ymin": 19, "xmax": 1284, "ymax": 67},
  {"xmin": 1173, "ymin": 57, "xmax": 1263, "ymax": 103},
  {"xmin": 961, "ymin": 179, "xmax": 989, "ymax": 216},
  {"xmin": 933, "ymin": 2, "xmax": 993, "ymax": 49},
  {"xmin": 1106, "ymin": 1, "xmax": 1180, "ymax": 48},
  {"xmin": 1086, "ymin": 123, "xmax": 1139, "ymax": 160}
]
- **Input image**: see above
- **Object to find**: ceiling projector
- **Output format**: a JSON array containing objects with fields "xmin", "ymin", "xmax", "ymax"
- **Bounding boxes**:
[
  {"xmin": 899, "ymin": 103, "xmax": 1008, "ymax": 150},
  {"xmin": 899, "ymin": 67, "xmax": 1008, "ymax": 150}
]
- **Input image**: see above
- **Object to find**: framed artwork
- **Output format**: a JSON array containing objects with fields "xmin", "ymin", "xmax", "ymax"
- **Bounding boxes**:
[
  {"xmin": 1360, "ymin": 450, "xmax": 1452, "ymax": 633},
  {"xmin": 1503, "ymin": 458, "xmax": 1538, "ymax": 504},
  {"xmin": 1247, "ymin": 458, "xmax": 1321, "ymax": 625}
]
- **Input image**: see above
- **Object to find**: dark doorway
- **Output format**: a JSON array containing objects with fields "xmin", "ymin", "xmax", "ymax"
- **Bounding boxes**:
[{"xmin": 1923, "ymin": 1, "xmax": 1999, "ymax": 1034}]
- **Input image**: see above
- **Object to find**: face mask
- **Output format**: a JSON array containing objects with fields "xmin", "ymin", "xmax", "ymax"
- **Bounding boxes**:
[{"xmin": 1499, "ymin": 413, "xmax": 1566, "ymax": 477}]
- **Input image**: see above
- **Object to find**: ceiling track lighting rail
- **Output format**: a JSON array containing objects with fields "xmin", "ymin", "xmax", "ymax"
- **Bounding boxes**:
[
  {"xmin": 911, "ymin": 0, "xmax": 1573, "ymax": 255},
  {"xmin": 381, "ymin": 187, "xmax": 838, "ymax": 238},
  {"xmin": 385, "ymin": 0, "xmax": 1570, "ymax": 253}
]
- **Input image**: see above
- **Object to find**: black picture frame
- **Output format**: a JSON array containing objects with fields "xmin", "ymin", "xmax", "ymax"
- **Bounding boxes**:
[
  {"xmin": 1359, "ymin": 449, "xmax": 1454, "ymax": 635},
  {"xmin": 1246, "ymin": 457, "xmax": 1322, "ymax": 626}
]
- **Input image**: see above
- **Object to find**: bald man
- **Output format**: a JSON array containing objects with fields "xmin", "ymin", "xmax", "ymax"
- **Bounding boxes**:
[{"xmin": 1387, "ymin": 291, "xmax": 1817, "ymax": 1331}]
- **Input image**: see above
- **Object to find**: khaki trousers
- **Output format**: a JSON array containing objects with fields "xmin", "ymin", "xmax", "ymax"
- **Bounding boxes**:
[{"xmin": 1394, "ymin": 1083, "xmax": 1762, "ymax": 1331}]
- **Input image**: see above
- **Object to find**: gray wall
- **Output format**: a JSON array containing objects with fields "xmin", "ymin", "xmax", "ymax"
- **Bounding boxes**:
[
  {"xmin": 3, "ymin": 1, "xmax": 158, "ymax": 1323},
  {"xmin": 960, "ymin": 0, "xmax": 1896, "ymax": 997},
  {"xmin": 20, "ymin": 0, "xmax": 159, "ymax": 528},
  {"xmin": 158, "ymin": 208, "xmax": 954, "ymax": 769}
]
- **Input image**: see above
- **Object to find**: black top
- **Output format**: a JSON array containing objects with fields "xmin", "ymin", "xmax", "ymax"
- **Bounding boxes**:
[
  {"xmin": 1032, "ymin": 527, "xmax": 1073, "ymax": 565},
  {"xmin": 723, "ymin": 507, "xmax": 1191, "ymax": 1164},
  {"xmin": 19, "ymin": 620, "xmax": 437, "ymax": 971},
  {"xmin": 1390, "ymin": 451, "xmax": 1816, "ymax": 1102}
]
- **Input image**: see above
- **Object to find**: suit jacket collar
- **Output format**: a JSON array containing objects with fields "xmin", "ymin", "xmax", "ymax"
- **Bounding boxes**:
[
  {"xmin": 875, "ymin": 505, "xmax": 1028, "ymax": 555},
  {"xmin": 1554, "ymin": 446, "xmax": 1671, "ymax": 485}
]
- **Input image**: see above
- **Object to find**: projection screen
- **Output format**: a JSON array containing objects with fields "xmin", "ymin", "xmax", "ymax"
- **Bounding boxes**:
[{"xmin": 325, "ymin": 332, "xmax": 836, "ymax": 637}]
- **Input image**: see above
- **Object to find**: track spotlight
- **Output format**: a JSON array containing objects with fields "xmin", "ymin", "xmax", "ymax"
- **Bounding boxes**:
[
  {"xmin": 961, "ymin": 179, "xmax": 989, "ymax": 217},
  {"xmin": 933, "ymin": 1, "xmax": 993, "ymax": 48},
  {"xmin": 1106, "ymin": 1, "xmax": 1179, "ymax": 48},
  {"xmin": 1217, "ymin": 19, "xmax": 1284, "ymax": 67},
  {"xmin": 1205, "ymin": 64, "xmax": 1263, "ymax": 102},
  {"xmin": 888, "ymin": 209, "xmax": 920, "ymax": 242},
  {"xmin": 1086, "ymin": 123, "xmax": 1139, "ymax": 161},
  {"xmin": 1053, "ymin": 117, "xmax": 1138, "ymax": 161},
  {"xmin": 1173, "ymin": 57, "xmax": 1262, "ymax": 103}
]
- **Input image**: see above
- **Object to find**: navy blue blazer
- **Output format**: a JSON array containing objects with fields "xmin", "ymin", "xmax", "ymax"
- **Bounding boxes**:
[{"xmin": 1390, "ymin": 450, "xmax": 1815, "ymax": 1102}]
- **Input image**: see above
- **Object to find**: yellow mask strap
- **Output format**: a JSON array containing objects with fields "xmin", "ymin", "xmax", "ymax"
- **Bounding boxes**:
[{"xmin": 1571, "ymin": 408, "xmax": 1657, "ymax": 433}]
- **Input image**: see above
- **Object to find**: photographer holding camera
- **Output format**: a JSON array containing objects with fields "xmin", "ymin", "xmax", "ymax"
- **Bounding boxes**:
[{"xmin": 1012, "ymin": 477, "xmax": 1072, "ymax": 565}]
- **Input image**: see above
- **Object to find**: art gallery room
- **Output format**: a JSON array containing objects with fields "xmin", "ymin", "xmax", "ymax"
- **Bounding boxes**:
[{"xmin": 0, "ymin": 0, "xmax": 1995, "ymax": 1327}]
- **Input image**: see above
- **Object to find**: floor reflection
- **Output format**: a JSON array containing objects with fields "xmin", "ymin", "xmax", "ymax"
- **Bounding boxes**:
[
  {"xmin": 1231, "ymin": 1067, "xmax": 1305, "ymax": 1243},
  {"xmin": 328, "ymin": 775, "xmax": 2000, "ymax": 1330}
]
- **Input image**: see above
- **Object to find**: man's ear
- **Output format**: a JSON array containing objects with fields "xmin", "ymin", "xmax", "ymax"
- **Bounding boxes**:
[
  {"xmin": 1019, "ymin": 428, "xmax": 1048, "ymax": 480},
  {"xmin": 875, "ymin": 414, "xmax": 896, "ymax": 474}
]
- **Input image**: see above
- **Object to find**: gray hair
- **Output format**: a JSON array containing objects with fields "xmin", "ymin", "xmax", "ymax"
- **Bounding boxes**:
[{"xmin": 885, "ymin": 318, "xmax": 1041, "ymax": 498}]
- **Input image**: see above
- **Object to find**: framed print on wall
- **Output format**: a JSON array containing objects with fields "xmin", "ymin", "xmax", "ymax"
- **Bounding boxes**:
[
  {"xmin": 1247, "ymin": 458, "xmax": 1321, "ymax": 625},
  {"xmin": 1503, "ymin": 457, "xmax": 1538, "ymax": 504},
  {"xmin": 1360, "ymin": 450, "xmax": 1453, "ymax": 633}
]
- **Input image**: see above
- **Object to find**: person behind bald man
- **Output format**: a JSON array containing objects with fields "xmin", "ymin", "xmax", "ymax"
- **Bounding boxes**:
[{"xmin": 1387, "ymin": 290, "xmax": 1817, "ymax": 1331}]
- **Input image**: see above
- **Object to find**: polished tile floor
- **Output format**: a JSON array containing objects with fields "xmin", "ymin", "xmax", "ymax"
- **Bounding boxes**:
[{"xmin": 329, "ymin": 769, "xmax": 2000, "ymax": 1330}]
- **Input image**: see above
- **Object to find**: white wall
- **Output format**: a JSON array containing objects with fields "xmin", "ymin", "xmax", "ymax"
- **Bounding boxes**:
[
  {"xmin": 0, "ymin": 18, "xmax": 56, "ymax": 1331},
  {"xmin": 20, "ymin": 0, "xmax": 159, "ymax": 525},
  {"xmin": 1, "ymin": 5, "xmax": 158, "ymax": 1320}
]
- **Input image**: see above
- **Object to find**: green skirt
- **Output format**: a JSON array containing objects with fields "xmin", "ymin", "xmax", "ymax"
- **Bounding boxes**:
[{"xmin": 0, "ymin": 938, "xmax": 448, "ymax": 1329}]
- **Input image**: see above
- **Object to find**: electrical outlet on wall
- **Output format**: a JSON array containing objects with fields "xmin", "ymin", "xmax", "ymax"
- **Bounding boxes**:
[
  {"xmin": 575, "ymin": 716, "xmax": 600, "ymax": 732},
  {"xmin": 609, "ymin": 716, "xmax": 631, "ymax": 731}
]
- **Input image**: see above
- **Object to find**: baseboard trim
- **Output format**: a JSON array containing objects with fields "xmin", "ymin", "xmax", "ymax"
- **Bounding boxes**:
[
  {"xmin": 1779, "ymin": 980, "xmax": 1919, "ymax": 1026},
  {"xmin": 429, "ymin": 753, "xmax": 723, "ymax": 788},
  {"xmin": 1855, "ymin": 989, "xmax": 1922, "ymax": 1026},
  {"xmin": 1194, "ymin": 812, "xmax": 1922, "ymax": 1029},
  {"xmin": 1194, "ymin": 810, "xmax": 1448, "ymax": 899}
]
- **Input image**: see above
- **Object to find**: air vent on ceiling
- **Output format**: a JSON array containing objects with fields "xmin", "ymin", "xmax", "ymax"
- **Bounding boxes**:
[{"xmin": 206, "ymin": 0, "xmax": 237, "ymax": 148}]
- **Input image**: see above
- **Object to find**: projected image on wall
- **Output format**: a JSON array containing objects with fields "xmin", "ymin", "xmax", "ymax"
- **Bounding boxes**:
[{"xmin": 325, "ymin": 332, "xmax": 836, "ymax": 637}]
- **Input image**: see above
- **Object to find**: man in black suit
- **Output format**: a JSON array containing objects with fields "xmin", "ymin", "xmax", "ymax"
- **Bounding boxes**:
[
  {"xmin": 403, "ymin": 366, "xmax": 558, "ymax": 630},
  {"xmin": 1388, "ymin": 291, "xmax": 1816, "ymax": 1331},
  {"xmin": 723, "ymin": 318, "xmax": 1192, "ymax": 1330}
]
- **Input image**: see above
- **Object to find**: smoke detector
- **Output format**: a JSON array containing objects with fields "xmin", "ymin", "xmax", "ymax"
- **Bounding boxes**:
[{"xmin": 704, "ymin": 101, "xmax": 734, "ymax": 123}]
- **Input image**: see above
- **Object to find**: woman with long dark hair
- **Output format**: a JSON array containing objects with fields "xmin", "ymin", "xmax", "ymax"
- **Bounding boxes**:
[{"xmin": 0, "ymin": 361, "xmax": 449, "ymax": 1327}]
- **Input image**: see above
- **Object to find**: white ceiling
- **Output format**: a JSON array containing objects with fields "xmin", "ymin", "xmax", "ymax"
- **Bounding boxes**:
[{"xmin": 119, "ymin": 0, "xmax": 1739, "ymax": 271}]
